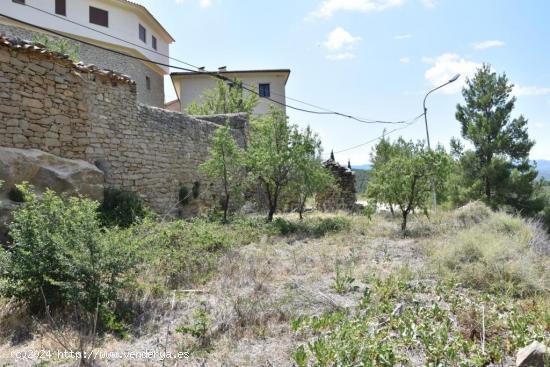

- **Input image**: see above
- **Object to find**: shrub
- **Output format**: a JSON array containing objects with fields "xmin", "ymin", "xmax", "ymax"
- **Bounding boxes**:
[
  {"xmin": 179, "ymin": 185, "xmax": 190, "ymax": 206},
  {"xmin": 99, "ymin": 187, "xmax": 145, "ymax": 228},
  {"xmin": 432, "ymin": 211, "xmax": 550, "ymax": 296},
  {"xmin": 192, "ymin": 181, "xmax": 201, "ymax": 199},
  {"xmin": 272, "ymin": 217, "xmax": 350, "ymax": 237},
  {"xmin": 0, "ymin": 189, "xmax": 138, "ymax": 319},
  {"xmin": 7, "ymin": 187, "xmax": 25, "ymax": 203}
]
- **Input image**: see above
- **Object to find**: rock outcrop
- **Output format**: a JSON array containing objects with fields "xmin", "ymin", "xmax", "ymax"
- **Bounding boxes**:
[
  {"xmin": 0, "ymin": 147, "xmax": 104, "ymax": 242},
  {"xmin": 516, "ymin": 341, "xmax": 548, "ymax": 367}
]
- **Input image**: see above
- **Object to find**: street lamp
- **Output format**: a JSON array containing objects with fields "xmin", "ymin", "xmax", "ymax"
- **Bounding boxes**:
[{"xmin": 422, "ymin": 73, "xmax": 460, "ymax": 211}]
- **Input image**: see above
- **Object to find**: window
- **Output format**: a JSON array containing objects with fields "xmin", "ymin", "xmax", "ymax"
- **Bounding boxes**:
[
  {"xmin": 146, "ymin": 76, "xmax": 151, "ymax": 90},
  {"xmin": 152, "ymin": 35, "xmax": 157, "ymax": 50},
  {"xmin": 89, "ymin": 6, "xmax": 108, "ymax": 27},
  {"xmin": 259, "ymin": 83, "xmax": 270, "ymax": 98},
  {"xmin": 139, "ymin": 24, "xmax": 146, "ymax": 43},
  {"xmin": 55, "ymin": 0, "xmax": 66, "ymax": 16},
  {"xmin": 12, "ymin": 0, "xmax": 25, "ymax": 4}
]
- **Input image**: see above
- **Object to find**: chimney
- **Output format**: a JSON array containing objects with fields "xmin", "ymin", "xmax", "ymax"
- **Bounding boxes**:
[{"xmin": 218, "ymin": 66, "xmax": 227, "ymax": 72}]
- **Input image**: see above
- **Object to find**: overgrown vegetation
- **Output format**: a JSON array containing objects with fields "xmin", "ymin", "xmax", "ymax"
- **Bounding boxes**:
[
  {"xmin": 292, "ymin": 269, "xmax": 549, "ymax": 366},
  {"xmin": 32, "ymin": 34, "xmax": 80, "ymax": 63},
  {"xmin": 99, "ymin": 187, "xmax": 146, "ymax": 228},
  {"xmin": 0, "ymin": 187, "xmax": 138, "ymax": 328}
]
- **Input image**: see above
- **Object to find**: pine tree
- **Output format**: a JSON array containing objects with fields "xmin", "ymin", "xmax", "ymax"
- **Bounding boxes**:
[{"xmin": 455, "ymin": 63, "xmax": 543, "ymax": 214}]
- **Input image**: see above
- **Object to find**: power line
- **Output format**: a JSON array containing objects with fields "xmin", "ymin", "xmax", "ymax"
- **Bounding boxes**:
[
  {"xmin": 334, "ymin": 112, "xmax": 425, "ymax": 154},
  {"xmin": 1, "ymin": 8, "xmax": 420, "ymax": 125}
]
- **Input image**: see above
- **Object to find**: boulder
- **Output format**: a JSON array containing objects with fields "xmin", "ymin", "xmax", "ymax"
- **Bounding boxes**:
[
  {"xmin": 0, "ymin": 147, "xmax": 104, "ymax": 242},
  {"xmin": 516, "ymin": 341, "xmax": 548, "ymax": 367}
]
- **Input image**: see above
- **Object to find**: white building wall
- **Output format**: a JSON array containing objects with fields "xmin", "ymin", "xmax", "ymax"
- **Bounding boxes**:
[
  {"xmin": 175, "ymin": 72, "xmax": 288, "ymax": 115},
  {"xmin": 2, "ymin": 0, "xmax": 170, "ymax": 74}
]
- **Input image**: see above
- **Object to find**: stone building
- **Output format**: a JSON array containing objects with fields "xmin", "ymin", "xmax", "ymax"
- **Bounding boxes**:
[
  {"xmin": 0, "ymin": 0, "xmax": 174, "ymax": 108},
  {"xmin": 316, "ymin": 153, "xmax": 358, "ymax": 212},
  {"xmin": 0, "ymin": 35, "xmax": 248, "ymax": 213}
]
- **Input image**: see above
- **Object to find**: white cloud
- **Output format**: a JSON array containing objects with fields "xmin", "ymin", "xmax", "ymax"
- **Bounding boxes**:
[
  {"xmin": 424, "ymin": 53, "xmax": 481, "ymax": 94},
  {"xmin": 323, "ymin": 27, "xmax": 361, "ymax": 51},
  {"xmin": 472, "ymin": 40, "xmax": 505, "ymax": 50},
  {"xmin": 399, "ymin": 57, "xmax": 410, "ymax": 63},
  {"xmin": 326, "ymin": 52, "xmax": 356, "ymax": 61},
  {"xmin": 421, "ymin": 0, "xmax": 436, "ymax": 8},
  {"xmin": 513, "ymin": 85, "xmax": 550, "ymax": 97},
  {"xmin": 394, "ymin": 34, "xmax": 413, "ymax": 40},
  {"xmin": 309, "ymin": 0, "xmax": 403, "ymax": 19}
]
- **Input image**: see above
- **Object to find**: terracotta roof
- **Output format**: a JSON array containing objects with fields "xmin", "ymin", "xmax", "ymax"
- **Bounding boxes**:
[
  {"xmin": 116, "ymin": 0, "xmax": 175, "ymax": 43},
  {"xmin": 0, "ymin": 34, "xmax": 135, "ymax": 84}
]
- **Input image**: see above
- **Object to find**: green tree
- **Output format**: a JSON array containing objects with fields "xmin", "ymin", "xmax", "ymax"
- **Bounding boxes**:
[
  {"xmin": 187, "ymin": 79, "xmax": 259, "ymax": 115},
  {"xmin": 455, "ymin": 63, "xmax": 543, "ymax": 214},
  {"xmin": 287, "ymin": 127, "xmax": 334, "ymax": 220},
  {"xmin": 200, "ymin": 123, "xmax": 246, "ymax": 222},
  {"xmin": 367, "ymin": 139, "xmax": 451, "ymax": 233},
  {"xmin": 247, "ymin": 108, "xmax": 298, "ymax": 222},
  {"xmin": 370, "ymin": 134, "xmax": 397, "ymax": 216}
]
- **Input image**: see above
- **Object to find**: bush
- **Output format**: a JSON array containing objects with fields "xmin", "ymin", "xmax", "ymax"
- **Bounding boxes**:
[
  {"xmin": 179, "ymin": 185, "xmax": 190, "ymax": 206},
  {"xmin": 432, "ymin": 211, "xmax": 550, "ymax": 296},
  {"xmin": 7, "ymin": 186, "xmax": 25, "ymax": 203},
  {"xmin": 0, "ymin": 189, "xmax": 138, "ymax": 319},
  {"xmin": 272, "ymin": 217, "xmax": 350, "ymax": 237},
  {"xmin": 99, "ymin": 187, "xmax": 145, "ymax": 228}
]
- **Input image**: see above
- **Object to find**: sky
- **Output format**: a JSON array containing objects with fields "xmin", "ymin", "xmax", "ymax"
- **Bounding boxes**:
[{"xmin": 134, "ymin": 0, "xmax": 550, "ymax": 165}]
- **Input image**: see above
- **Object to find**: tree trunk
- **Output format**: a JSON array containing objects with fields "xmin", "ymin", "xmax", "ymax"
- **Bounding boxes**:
[
  {"xmin": 401, "ymin": 211, "xmax": 408, "ymax": 233},
  {"xmin": 298, "ymin": 197, "xmax": 306, "ymax": 220},
  {"xmin": 484, "ymin": 175, "xmax": 491, "ymax": 200},
  {"xmin": 223, "ymin": 196, "xmax": 229, "ymax": 223},
  {"xmin": 267, "ymin": 206, "xmax": 276, "ymax": 222},
  {"xmin": 389, "ymin": 203, "xmax": 395, "ymax": 217}
]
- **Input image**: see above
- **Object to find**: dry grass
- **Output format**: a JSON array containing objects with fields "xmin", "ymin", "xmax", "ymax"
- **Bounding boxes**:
[{"xmin": 1, "ymin": 205, "xmax": 548, "ymax": 366}]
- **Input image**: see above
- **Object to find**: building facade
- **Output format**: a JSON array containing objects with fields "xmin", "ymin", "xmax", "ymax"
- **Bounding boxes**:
[
  {"xmin": 0, "ymin": 0, "xmax": 174, "ymax": 107},
  {"xmin": 171, "ymin": 68, "xmax": 291, "ymax": 115}
]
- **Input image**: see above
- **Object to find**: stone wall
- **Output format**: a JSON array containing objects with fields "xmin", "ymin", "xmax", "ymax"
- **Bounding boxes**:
[
  {"xmin": 0, "ymin": 35, "xmax": 248, "ymax": 213},
  {"xmin": 316, "ymin": 157, "xmax": 357, "ymax": 212},
  {"xmin": 0, "ymin": 23, "xmax": 164, "ymax": 108}
]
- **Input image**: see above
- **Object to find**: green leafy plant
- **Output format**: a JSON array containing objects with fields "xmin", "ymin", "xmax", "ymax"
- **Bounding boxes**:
[
  {"xmin": 176, "ymin": 304, "xmax": 211, "ymax": 349},
  {"xmin": 331, "ymin": 264, "xmax": 356, "ymax": 295},
  {"xmin": 200, "ymin": 124, "xmax": 246, "ymax": 222},
  {"xmin": 99, "ymin": 187, "xmax": 146, "ymax": 228},
  {"xmin": 0, "ymin": 189, "xmax": 138, "ymax": 324},
  {"xmin": 33, "ymin": 34, "xmax": 80, "ymax": 63},
  {"xmin": 7, "ymin": 182, "xmax": 31, "ymax": 203}
]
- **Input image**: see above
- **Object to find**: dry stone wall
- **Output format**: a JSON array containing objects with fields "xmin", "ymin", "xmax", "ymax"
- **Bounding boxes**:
[
  {"xmin": 0, "ymin": 35, "xmax": 248, "ymax": 213},
  {"xmin": 0, "ymin": 23, "xmax": 165, "ymax": 108}
]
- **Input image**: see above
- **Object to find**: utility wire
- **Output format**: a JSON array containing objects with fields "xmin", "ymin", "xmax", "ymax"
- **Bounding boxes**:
[
  {"xmin": 334, "ymin": 112, "xmax": 425, "ymax": 154},
  {"xmin": 2, "ymin": 8, "xmax": 420, "ymax": 125}
]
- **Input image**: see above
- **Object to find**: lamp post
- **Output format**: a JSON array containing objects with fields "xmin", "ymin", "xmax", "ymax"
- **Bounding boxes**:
[{"xmin": 422, "ymin": 73, "xmax": 460, "ymax": 211}]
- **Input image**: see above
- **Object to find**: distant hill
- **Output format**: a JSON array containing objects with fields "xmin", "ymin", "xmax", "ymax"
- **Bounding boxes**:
[
  {"xmin": 352, "ymin": 168, "xmax": 370, "ymax": 194},
  {"xmin": 536, "ymin": 160, "xmax": 550, "ymax": 180},
  {"xmin": 352, "ymin": 164, "xmax": 371, "ymax": 171}
]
